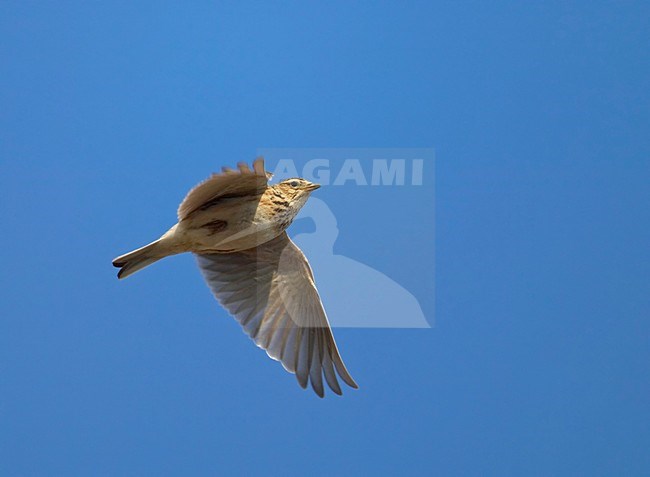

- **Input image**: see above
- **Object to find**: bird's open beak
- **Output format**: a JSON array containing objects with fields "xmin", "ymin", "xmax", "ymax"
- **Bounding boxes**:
[{"xmin": 306, "ymin": 183, "xmax": 321, "ymax": 191}]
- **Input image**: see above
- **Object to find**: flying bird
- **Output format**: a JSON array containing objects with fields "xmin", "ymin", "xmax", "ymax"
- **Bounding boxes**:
[{"xmin": 112, "ymin": 157, "xmax": 357, "ymax": 397}]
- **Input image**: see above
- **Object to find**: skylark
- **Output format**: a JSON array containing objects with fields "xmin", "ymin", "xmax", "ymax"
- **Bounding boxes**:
[{"xmin": 113, "ymin": 157, "xmax": 357, "ymax": 397}]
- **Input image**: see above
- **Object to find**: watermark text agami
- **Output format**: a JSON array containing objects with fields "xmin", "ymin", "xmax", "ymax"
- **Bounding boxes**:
[{"xmin": 271, "ymin": 159, "xmax": 425, "ymax": 186}]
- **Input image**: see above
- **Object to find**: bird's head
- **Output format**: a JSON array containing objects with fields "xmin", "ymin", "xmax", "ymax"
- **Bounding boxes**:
[
  {"xmin": 270, "ymin": 178, "xmax": 322, "ymax": 222},
  {"xmin": 275, "ymin": 178, "xmax": 321, "ymax": 199}
]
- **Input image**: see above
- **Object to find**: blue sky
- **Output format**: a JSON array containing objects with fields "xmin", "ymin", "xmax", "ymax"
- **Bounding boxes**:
[{"xmin": 2, "ymin": 2, "xmax": 649, "ymax": 475}]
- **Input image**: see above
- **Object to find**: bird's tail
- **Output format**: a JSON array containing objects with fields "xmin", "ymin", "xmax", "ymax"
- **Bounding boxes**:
[{"xmin": 112, "ymin": 239, "xmax": 166, "ymax": 279}]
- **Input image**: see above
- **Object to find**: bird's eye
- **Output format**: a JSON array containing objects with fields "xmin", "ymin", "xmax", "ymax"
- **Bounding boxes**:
[{"xmin": 290, "ymin": 181, "xmax": 299, "ymax": 188}]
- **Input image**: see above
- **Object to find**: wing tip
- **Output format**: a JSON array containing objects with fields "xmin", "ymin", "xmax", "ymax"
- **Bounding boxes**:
[
  {"xmin": 341, "ymin": 374, "xmax": 359, "ymax": 390},
  {"xmin": 253, "ymin": 156, "xmax": 265, "ymax": 175},
  {"xmin": 297, "ymin": 374, "xmax": 309, "ymax": 390}
]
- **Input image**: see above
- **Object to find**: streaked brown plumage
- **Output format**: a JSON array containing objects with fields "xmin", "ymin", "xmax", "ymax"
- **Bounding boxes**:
[{"xmin": 112, "ymin": 157, "xmax": 357, "ymax": 397}]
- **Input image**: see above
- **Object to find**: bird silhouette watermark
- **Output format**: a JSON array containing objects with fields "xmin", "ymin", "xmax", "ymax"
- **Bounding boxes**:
[{"xmin": 259, "ymin": 148, "xmax": 435, "ymax": 329}]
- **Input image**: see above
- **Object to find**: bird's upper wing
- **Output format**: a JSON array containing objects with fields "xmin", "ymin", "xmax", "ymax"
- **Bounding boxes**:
[
  {"xmin": 177, "ymin": 157, "xmax": 271, "ymax": 221},
  {"xmin": 195, "ymin": 232, "xmax": 358, "ymax": 397}
]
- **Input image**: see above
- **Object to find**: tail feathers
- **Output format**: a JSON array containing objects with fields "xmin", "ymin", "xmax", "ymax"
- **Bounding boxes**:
[{"xmin": 112, "ymin": 240, "xmax": 164, "ymax": 279}]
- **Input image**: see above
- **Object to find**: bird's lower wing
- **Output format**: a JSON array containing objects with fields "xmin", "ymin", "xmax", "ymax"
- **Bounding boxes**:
[
  {"xmin": 195, "ymin": 232, "xmax": 358, "ymax": 397},
  {"xmin": 177, "ymin": 157, "xmax": 271, "ymax": 221}
]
